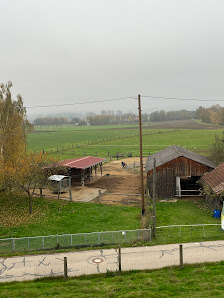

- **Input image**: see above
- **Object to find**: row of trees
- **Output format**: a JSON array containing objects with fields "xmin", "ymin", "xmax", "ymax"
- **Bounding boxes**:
[
  {"xmin": 0, "ymin": 82, "xmax": 63, "ymax": 214},
  {"xmin": 33, "ymin": 109, "xmax": 198, "ymax": 127},
  {"xmin": 33, "ymin": 117, "xmax": 69, "ymax": 127},
  {"xmin": 149, "ymin": 110, "xmax": 195, "ymax": 122},
  {"xmin": 196, "ymin": 105, "xmax": 224, "ymax": 125}
]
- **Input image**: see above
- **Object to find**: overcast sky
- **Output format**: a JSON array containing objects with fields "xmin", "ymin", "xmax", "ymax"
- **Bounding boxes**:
[{"xmin": 1, "ymin": 0, "xmax": 224, "ymax": 116}]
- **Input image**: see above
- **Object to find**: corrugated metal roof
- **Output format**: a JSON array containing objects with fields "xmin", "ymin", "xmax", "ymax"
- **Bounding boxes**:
[
  {"xmin": 60, "ymin": 156, "xmax": 106, "ymax": 170},
  {"xmin": 145, "ymin": 145, "xmax": 215, "ymax": 172},
  {"xmin": 200, "ymin": 162, "xmax": 224, "ymax": 194}
]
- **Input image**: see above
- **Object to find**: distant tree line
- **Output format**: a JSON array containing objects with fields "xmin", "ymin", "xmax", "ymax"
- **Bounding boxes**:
[
  {"xmin": 196, "ymin": 105, "xmax": 224, "ymax": 125},
  {"xmin": 149, "ymin": 110, "xmax": 195, "ymax": 122},
  {"xmin": 33, "ymin": 117, "xmax": 69, "ymax": 127},
  {"xmin": 86, "ymin": 110, "xmax": 139, "ymax": 126},
  {"xmin": 33, "ymin": 106, "xmax": 224, "ymax": 127}
]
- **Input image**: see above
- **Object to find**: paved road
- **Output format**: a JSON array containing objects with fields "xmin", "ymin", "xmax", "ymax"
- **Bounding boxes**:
[{"xmin": 1, "ymin": 240, "xmax": 224, "ymax": 283}]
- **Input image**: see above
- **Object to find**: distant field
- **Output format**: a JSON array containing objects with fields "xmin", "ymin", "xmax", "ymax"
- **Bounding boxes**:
[{"xmin": 27, "ymin": 120, "xmax": 223, "ymax": 160}]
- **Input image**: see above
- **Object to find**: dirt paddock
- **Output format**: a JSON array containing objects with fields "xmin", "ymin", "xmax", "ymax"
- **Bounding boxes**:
[{"xmin": 36, "ymin": 157, "xmax": 146, "ymax": 206}]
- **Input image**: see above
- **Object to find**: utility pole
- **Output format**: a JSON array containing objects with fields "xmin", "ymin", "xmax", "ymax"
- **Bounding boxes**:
[
  {"xmin": 138, "ymin": 94, "xmax": 145, "ymax": 215},
  {"xmin": 152, "ymin": 158, "xmax": 156, "ymax": 238}
]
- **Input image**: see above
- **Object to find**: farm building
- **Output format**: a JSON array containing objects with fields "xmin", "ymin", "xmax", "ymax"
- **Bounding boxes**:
[
  {"xmin": 48, "ymin": 175, "xmax": 72, "ymax": 200},
  {"xmin": 200, "ymin": 162, "xmax": 224, "ymax": 211},
  {"xmin": 59, "ymin": 156, "xmax": 106, "ymax": 186},
  {"xmin": 145, "ymin": 145, "xmax": 215, "ymax": 199}
]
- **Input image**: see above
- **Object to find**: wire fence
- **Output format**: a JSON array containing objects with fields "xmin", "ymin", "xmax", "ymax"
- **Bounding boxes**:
[
  {"xmin": 156, "ymin": 224, "xmax": 224, "ymax": 243},
  {"xmin": 1, "ymin": 224, "xmax": 223, "ymax": 255},
  {"xmin": 0, "ymin": 229, "xmax": 151, "ymax": 254},
  {"xmin": 1, "ymin": 240, "xmax": 224, "ymax": 283}
]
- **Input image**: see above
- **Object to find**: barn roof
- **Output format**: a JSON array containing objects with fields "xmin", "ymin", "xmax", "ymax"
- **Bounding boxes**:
[
  {"xmin": 60, "ymin": 156, "xmax": 105, "ymax": 170},
  {"xmin": 145, "ymin": 145, "xmax": 215, "ymax": 172},
  {"xmin": 200, "ymin": 162, "xmax": 224, "ymax": 194}
]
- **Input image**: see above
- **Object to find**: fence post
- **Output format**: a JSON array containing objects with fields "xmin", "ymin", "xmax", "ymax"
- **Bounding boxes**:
[
  {"xmin": 28, "ymin": 238, "xmax": 30, "ymax": 251},
  {"xmin": 99, "ymin": 190, "xmax": 102, "ymax": 203},
  {"xmin": 42, "ymin": 237, "xmax": 44, "ymax": 249},
  {"xmin": 179, "ymin": 244, "xmax": 183, "ymax": 269},
  {"xmin": 118, "ymin": 244, "xmax": 121, "ymax": 273},
  {"xmin": 12, "ymin": 239, "xmax": 15, "ymax": 252},
  {"xmin": 98, "ymin": 232, "xmax": 100, "ymax": 244},
  {"xmin": 64, "ymin": 257, "xmax": 68, "ymax": 279}
]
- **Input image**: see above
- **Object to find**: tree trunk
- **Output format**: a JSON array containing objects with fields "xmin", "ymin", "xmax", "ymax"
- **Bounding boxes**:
[{"xmin": 28, "ymin": 193, "xmax": 33, "ymax": 214}]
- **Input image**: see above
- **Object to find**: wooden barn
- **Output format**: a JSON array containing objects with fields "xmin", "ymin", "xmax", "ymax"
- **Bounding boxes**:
[
  {"xmin": 145, "ymin": 145, "xmax": 215, "ymax": 199},
  {"xmin": 60, "ymin": 156, "xmax": 105, "ymax": 186},
  {"xmin": 200, "ymin": 162, "xmax": 224, "ymax": 211}
]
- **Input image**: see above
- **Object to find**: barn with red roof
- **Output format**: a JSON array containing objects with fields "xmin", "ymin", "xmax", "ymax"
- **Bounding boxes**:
[{"xmin": 60, "ymin": 156, "xmax": 106, "ymax": 186}]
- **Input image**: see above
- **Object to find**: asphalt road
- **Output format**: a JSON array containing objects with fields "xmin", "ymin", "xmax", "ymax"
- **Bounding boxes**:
[{"xmin": 1, "ymin": 240, "xmax": 224, "ymax": 283}]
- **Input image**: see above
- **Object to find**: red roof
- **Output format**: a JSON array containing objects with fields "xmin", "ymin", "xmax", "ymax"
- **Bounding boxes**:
[
  {"xmin": 201, "ymin": 162, "xmax": 224, "ymax": 194},
  {"xmin": 60, "ymin": 156, "xmax": 105, "ymax": 170}
]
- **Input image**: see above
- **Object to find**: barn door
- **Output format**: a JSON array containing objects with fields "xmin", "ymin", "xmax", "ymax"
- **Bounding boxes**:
[{"xmin": 176, "ymin": 176, "xmax": 181, "ymax": 198}]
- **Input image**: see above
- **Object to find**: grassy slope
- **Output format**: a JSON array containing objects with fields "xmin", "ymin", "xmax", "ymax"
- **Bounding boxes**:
[
  {"xmin": 0, "ymin": 262, "xmax": 224, "ymax": 297},
  {"xmin": 0, "ymin": 196, "xmax": 219, "ymax": 240},
  {"xmin": 0, "ymin": 195, "xmax": 140, "ymax": 239}
]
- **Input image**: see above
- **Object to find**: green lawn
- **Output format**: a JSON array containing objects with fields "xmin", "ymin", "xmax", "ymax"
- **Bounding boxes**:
[
  {"xmin": 0, "ymin": 194, "xmax": 140, "ymax": 239},
  {"xmin": 1, "ymin": 262, "xmax": 224, "ymax": 297},
  {"xmin": 152, "ymin": 200, "xmax": 222, "ymax": 244},
  {"xmin": 156, "ymin": 200, "xmax": 218, "ymax": 226}
]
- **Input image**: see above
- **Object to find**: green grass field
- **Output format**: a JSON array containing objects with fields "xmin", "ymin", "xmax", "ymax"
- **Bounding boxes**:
[
  {"xmin": 1, "ymin": 262, "xmax": 224, "ymax": 297},
  {"xmin": 0, "ymin": 194, "xmax": 222, "ymax": 255},
  {"xmin": 0, "ymin": 194, "xmax": 140, "ymax": 240},
  {"xmin": 27, "ymin": 123, "xmax": 223, "ymax": 160}
]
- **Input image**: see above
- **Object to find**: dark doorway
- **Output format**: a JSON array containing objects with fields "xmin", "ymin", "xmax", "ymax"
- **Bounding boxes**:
[{"xmin": 180, "ymin": 176, "xmax": 201, "ymax": 196}]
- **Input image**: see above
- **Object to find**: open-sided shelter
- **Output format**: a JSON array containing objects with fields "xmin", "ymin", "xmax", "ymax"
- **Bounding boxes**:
[
  {"xmin": 60, "ymin": 156, "xmax": 105, "ymax": 186},
  {"xmin": 200, "ymin": 162, "xmax": 224, "ymax": 211},
  {"xmin": 145, "ymin": 145, "xmax": 215, "ymax": 199}
]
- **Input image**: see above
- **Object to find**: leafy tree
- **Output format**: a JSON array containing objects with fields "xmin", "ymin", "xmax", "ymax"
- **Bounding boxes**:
[
  {"xmin": 0, "ymin": 81, "xmax": 32, "ymax": 163},
  {"xmin": 1, "ymin": 152, "xmax": 66, "ymax": 214},
  {"xmin": 209, "ymin": 133, "xmax": 224, "ymax": 166}
]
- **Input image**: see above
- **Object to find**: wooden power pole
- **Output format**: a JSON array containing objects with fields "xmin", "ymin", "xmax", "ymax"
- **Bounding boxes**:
[
  {"xmin": 152, "ymin": 158, "xmax": 156, "ymax": 238},
  {"xmin": 138, "ymin": 94, "xmax": 145, "ymax": 215}
]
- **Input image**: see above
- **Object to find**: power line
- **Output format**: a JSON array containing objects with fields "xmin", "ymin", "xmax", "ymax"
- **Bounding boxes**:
[
  {"xmin": 25, "ymin": 96, "xmax": 136, "ymax": 109},
  {"xmin": 141, "ymin": 95, "xmax": 224, "ymax": 102}
]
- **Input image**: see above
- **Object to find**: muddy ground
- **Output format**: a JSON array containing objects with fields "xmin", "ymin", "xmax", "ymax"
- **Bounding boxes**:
[
  {"xmin": 36, "ymin": 157, "xmax": 146, "ymax": 206},
  {"xmin": 86, "ymin": 157, "xmax": 147, "ymax": 205}
]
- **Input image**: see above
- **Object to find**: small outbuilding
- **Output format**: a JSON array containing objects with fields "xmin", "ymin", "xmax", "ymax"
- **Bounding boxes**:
[
  {"xmin": 145, "ymin": 145, "xmax": 215, "ymax": 199},
  {"xmin": 59, "ymin": 156, "xmax": 106, "ymax": 186},
  {"xmin": 200, "ymin": 162, "xmax": 224, "ymax": 211},
  {"xmin": 48, "ymin": 175, "xmax": 72, "ymax": 200}
]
